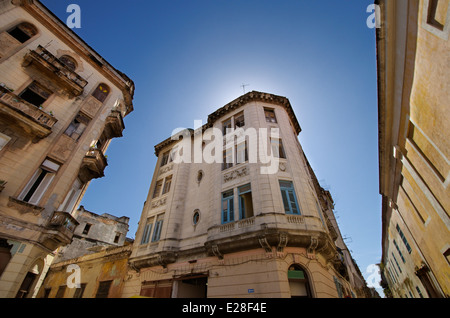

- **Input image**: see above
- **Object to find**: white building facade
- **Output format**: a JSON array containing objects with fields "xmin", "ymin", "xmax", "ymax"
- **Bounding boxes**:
[{"xmin": 123, "ymin": 91, "xmax": 363, "ymax": 298}]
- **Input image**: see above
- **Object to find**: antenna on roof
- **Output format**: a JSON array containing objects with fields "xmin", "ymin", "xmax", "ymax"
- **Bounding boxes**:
[{"xmin": 241, "ymin": 83, "xmax": 249, "ymax": 94}]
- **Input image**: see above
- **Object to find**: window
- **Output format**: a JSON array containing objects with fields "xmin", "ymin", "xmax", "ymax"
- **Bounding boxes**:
[
  {"xmin": 279, "ymin": 180, "xmax": 301, "ymax": 215},
  {"xmin": 95, "ymin": 280, "xmax": 112, "ymax": 298},
  {"xmin": 59, "ymin": 178, "xmax": 83, "ymax": 213},
  {"xmin": 73, "ymin": 284, "xmax": 86, "ymax": 298},
  {"xmin": 234, "ymin": 112, "xmax": 245, "ymax": 128},
  {"xmin": 140, "ymin": 217, "xmax": 154, "ymax": 244},
  {"xmin": 396, "ymin": 224, "xmax": 412, "ymax": 253},
  {"xmin": 82, "ymin": 223, "xmax": 91, "ymax": 235},
  {"xmin": 152, "ymin": 180, "xmax": 163, "ymax": 198},
  {"xmin": 223, "ymin": 112, "xmax": 245, "ymax": 134},
  {"xmin": 288, "ymin": 265, "xmax": 312, "ymax": 298},
  {"xmin": 222, "ymin": 141, "xmax": 248, "ymax": 170},
  {"xmin": 193, "ymin": 209, "xmax": 200, "ymax": 225},
  {"xmin": 18, "ymin": 159, "xmax": 60, "ymax": 205},
  {"xmin": 265, "ymin": 108, "xmax": 277, "ymax": 123},
  {"xmin": 0, "ymin": 132, "xmax": 11, "ymax": 151},
  {"xmin": 55, "ymin": 285, "xmax": 66, "ymax": 298},
  {"xmin": 114, "ymin": 233, "xmax": 120, "ymax": 244},
  {"xmin": 236, "ymin": 141, "xmax": 248, "ymax": 164},
  {"xmin": 59, "ymin": 55, "xmax": 77, "ymax": 71},
  {"xmin": 444, "ymin": 248, "xmax": 450, "ymax": 265},
  {"xmin": 221, "ymin": 189, "xmax": 234, "ymax": 224},
  {"xmin": 19, "ymin": 81, "xmax": 52, "ymax": 107},
  {"xmin": 162, "ymin": 175, "xmax": 172, "ymax": 195},
  {"xmin": 271, "ymin": 138, "xmax": 286, "ymax": 159},
  {"xmin": 427, "ymin": 0, "xmax": 445, "ymax": 30},
  {"xmin": 7, "ymin": 22, "xmax": 37, "ymax": 43},
  {"xmin": 392, "ymin": 253, "xmax": 402, "ymax": 273},
  {"xmin": 393, "ymin": 240, "xmax": 406, "ymax": 263},
  {"xmin": 92, "ymin": 83, "xmax": 109, "ymax": 103},
  {"xmin": 42, "ymin": 288, "xmax": 51, "ymax": 298},
  {"xmin": 64, "ymin": 113, "xmax": 90, "ymax": 141},
  {"xmin": 152, "ymin": 214, "xmax": 164, "ymax": 242},
  {"xmin": 238, "ymin": 184, "xmax": 253, "ymax": 219},
  {"xmin": 160, "ymin": 151, "xmax": 170, "ymax": 167},
  {"xmin": 222, "ymin": 147, "xmax": 234, "ymax": 170},
  {"xmin": 222, "ymin": 118, "xmax": 232, "ymax": 135},
  {"xmin": 416, "ymin": 286, "xmax": 424, "ymax": 298}
]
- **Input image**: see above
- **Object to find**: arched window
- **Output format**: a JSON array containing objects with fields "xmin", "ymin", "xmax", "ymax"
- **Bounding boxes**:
[
  {"xmin": 60, "ymin": 55, "xmax": 77, "ymax": 71},
  {"xmin": 7, "ymin": 22, "xmax": 37, "ymax": 43},
  {"xmin": 92, "ymin": 83, "xmax": 110, "ymax": 103},
  {"xmin": 288, "ymin": 264, "xmax": 313, "ymax": 298}
]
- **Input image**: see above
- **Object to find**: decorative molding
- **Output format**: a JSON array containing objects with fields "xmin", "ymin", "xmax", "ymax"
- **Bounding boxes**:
[
  {"xmin": 158, "ymin": 163, "xmax": 173, "ymax": 176},
  {"xmin": 151, "ymin": 197, "xmax": 167, "ymax": 209},
  {"xmin": 223, "ymin": 166, "xmax": 249, "ymax": 183},
  {"xmin": 307, "ymin": 236, "xmax": 319, "ymax": 259},
  {"xmin": 277, "ymin": 232, "xmax": 289, "ymax": 256},
  {"xmin": 258, "ymin": 236, "xmax": 273, "ymax": 256},
  {"xmin": 211, "ymin": 244, "xmax": 223, "ymax": 261}
]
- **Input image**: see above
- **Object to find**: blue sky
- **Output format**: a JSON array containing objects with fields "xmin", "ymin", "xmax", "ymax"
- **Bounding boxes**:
[{"xmin": 42, "ymin": 0, "xmax": 382, "ymax": 295}]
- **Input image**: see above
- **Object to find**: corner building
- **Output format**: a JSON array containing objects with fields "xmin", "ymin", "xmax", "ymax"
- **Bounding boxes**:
[
  {"xmin": 123, "ymin": 91, "xmax": 366, "ymax": 298},
  {"xmin": 0, "ymin": 0, "xmax": 134, "ymax": 297}
]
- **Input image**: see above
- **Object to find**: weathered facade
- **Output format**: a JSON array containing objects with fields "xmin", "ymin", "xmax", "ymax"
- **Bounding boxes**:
[
  {"xmin": 52, "ymin": 206, "xmax": 131, "ymax": 263},
  {"xmin": 122, "ymin": 91, "xmax": 369, "ymax": 298},
  {"xmin": 37, "ymin": 244, "xmax": 132, "ymax": 298},
  {"xmin": 376, "ymin": 0, "xmax": 449, "ymax": 297},
  {"xmin": 0, "ymin": 0, "xmax": 134, "ymax": 298}
]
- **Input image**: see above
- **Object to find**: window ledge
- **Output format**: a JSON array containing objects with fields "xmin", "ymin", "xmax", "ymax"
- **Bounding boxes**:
[{"xmin": 7, "ymin": 196, "xmax": 44, "ymax": 216}]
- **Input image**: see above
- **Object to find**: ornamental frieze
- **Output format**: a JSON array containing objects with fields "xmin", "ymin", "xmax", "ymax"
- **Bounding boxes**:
[{"xmin": 223, "ymin": 166, "xmax": 249, "ymax": 183}]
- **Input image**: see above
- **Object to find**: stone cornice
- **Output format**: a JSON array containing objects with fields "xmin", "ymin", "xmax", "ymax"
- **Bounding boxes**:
[{"xmin": 154, "ymin": 91, "xmax": 301, "ymax": 156}]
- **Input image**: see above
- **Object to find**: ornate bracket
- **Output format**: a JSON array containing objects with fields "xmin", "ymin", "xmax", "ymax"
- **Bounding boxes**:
[
  {"xmin": 277, "ymin": 232, "xmax": 289, "ymax": 256},
  {"xmin": 258, "ymin": 236, "xmax": 273, "ymax": 257},
  {"xmin": 307, "ymin": 236, "xmax": 319, "ymax": 259},
  {"xmin": 211, "ymin": 244, "xmax": 223, "ymax": 260}
]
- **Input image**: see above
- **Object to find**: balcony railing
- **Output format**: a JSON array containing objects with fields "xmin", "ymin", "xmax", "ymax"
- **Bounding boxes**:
[
  {"xmin": 0, "ymin": 87, "xmax": 57, "ymax": 139},
  {"xmin": 78, "ymin": 148, "xmax": 108, "ymax": 183},
  {"xmin": 208, "ymin": 213, "xmax": 324, "ymax": 242},
  {"xmin": 23, "ymin": 45, "xmax": 88, "ymax": 97},
  {"xmin": 47, "ymin": 211, "xmax": 79, "ymax": 245}
]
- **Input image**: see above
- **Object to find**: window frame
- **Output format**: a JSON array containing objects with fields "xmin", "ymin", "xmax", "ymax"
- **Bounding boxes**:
[
  {"xmin": 264, "ymin": 108, "xmax": 277, "ymax": 123},
  {"xmin": 221, "ymin": 189, "xmax": 235, "ymax": 224},
  {"xmin": 18, "ymin": 159, "xmax": 60, "ymax": 205},
  {"xmin": 279, "ymin": 180, "xmax": 301, "ymax": 215},
  {"xmin": 238, "ymin": 183, "xmax": 253, "ymax": 220}
]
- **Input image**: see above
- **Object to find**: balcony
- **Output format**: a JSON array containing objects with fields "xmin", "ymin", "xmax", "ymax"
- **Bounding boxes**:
[
  {"xmin": 42, "ymin": 211, "xmax": 79, "ymax": 248},
  {"xmin": 103, "ymin": 109, "xmax": 125, "ymax": 139},
  {"xmin": 0, "ymin": 87, "xmax": 57, "ymax": 140},
  {"xmin": 78, "ymin": 148, "xmax": 108, "ymax": 183},
  {"xmin": 205, "ymin": 213, "xmax": 333, "ymax": 257},
  {"xmin": 22, "ymin": 45, "xmax": 88, "ymax": 97}
]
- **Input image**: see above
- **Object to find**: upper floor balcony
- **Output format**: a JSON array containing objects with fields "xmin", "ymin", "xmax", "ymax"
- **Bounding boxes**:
[
  {"xmin": 22, "ymin": 45, "xmax": 88, "ymax": 97},
  {"xmin": 205, "ymin": 213, "xmax": 336, "ymax": 259},
  {"xmin": 0, "ymin": 86, "xmax": 57, "ymax": 140},
  {"xmin": 103, "ymin": 109, "xmax": 125, "ymax": 139},
  {"xmin": 42, "ymin": 211, "xmax": 79, "ymax": 249},
  {"xmin": 78, "ymin": 148, "xmax": 108, "ymax": 183}
]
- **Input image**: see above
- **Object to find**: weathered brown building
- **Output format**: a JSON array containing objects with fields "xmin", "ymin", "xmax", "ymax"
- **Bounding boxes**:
[{"xmin": 0, "ymin": 0, "xmax": 134, "ymax": 297}]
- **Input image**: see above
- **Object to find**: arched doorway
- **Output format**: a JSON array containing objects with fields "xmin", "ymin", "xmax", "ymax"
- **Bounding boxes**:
[
  {"xmin": 15, "ymin": 259, "xmax": 43, "ymax": 298},
  {"xmin": 288, "ymin": 264, "xmax": 313, "ymax": 298}
]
